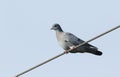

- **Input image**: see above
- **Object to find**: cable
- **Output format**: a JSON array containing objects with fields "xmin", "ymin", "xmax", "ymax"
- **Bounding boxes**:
[{"xmin": 15, "ymin": 25, "xmax": 120, "ymax": 77}]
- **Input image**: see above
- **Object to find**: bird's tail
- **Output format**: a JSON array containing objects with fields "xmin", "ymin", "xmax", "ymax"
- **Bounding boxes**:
[{"xmin": 86, "ymin": 49, "xmax": 102, "ymax": 56}]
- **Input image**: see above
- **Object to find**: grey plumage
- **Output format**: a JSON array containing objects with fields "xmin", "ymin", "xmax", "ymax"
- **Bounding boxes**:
[{"xmin": 51, "ymin": 24, "xmax": 102, "ymax": 56}]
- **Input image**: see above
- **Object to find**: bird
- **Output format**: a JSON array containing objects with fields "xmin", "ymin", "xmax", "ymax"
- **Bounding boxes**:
[{"xmin": 51, "ymin": 24, "xmax": 102, "ymax": 56}]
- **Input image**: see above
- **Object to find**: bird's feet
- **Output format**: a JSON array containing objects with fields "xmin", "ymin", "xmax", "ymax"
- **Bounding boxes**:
[
  {"xmin": 70, "ymin": 46, "xmax": 76, "ymax": 50},
  {"xmin": 64, "ymin": 50, "xmax": 69, "ymax": 54},
  {"xmin": 64, "ymin": 46, "xmax": 76, "ymax": 54}
]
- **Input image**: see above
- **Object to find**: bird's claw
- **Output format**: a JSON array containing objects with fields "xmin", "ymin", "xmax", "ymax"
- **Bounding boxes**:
[
  {"xmin": 70, "ymin": 46, "xmax": 76, "ymax": 50},
  {"xmin": 64, "ymin": 50, "xmax": 69, "ymax": 54}
]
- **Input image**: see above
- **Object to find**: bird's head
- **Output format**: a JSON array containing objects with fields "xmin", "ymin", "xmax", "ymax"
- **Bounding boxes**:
[{"xmin": 51, "ymin": 24, "xmax": 63, "ymax": 32}]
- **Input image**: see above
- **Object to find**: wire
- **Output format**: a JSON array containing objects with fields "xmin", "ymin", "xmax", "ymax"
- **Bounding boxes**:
[{"xmin": 15, "ymin": 25, "xmax": 120, "ymax": 77}]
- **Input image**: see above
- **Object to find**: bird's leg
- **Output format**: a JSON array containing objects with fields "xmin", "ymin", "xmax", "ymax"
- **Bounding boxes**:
[
  {"xmin": 64, "ymin": 46, "xmax": 76, "ymax": 54},
  {"xmin": 69, "ymin": 46, "xmax": 76, "ymax": 50},
  {"xmin": 64, "ymin": 50, "xmax": 69, "ymax": 54}
]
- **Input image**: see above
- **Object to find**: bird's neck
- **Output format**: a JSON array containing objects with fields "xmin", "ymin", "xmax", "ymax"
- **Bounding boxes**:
[
  {"xmin": 56, "ymin": 30, "xmax": 62, "ymax": 34},
  {"xmin": 55, "ymin": 27, "xmax": 64, "ymax": 37},
  {"xmin": 56, "ymin": 30, "xmax": 63, "ymax": 37},
  {"xmin": 56, "ymin": 27, "xmax": 63, "ymax": 32},
  {"xmin": 56, "ymin": 30, "xmax": 63, "ymax": 42}
]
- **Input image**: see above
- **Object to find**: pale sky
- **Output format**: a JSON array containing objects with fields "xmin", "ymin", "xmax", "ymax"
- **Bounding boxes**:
[{"xmin": 0, "ymin": 0, "xmax": 120, "ymax": 77}]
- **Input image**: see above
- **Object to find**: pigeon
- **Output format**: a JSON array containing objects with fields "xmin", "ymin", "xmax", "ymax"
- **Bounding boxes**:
[{"xmin": 51, "ymin": 24, "xmax": 102, "ymax": 56}]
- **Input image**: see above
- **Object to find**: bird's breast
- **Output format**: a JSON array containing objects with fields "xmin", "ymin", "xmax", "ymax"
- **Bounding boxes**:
[
  {"xmin": 56, "ymin": 32, "xmax": 69, "ymax": 50},
  {"xmin": 58, "ymin": 40, "xmax": 70, "ymax": 50}
]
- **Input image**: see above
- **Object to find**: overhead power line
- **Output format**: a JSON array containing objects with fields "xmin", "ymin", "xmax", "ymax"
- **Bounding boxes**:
[{"xmin": 15, "ymin": 25, "xmax": 120, "ymax": 77}]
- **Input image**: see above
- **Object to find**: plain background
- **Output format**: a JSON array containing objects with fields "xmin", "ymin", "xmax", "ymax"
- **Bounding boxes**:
[{"xmin": 0, "ymin": 0, "xmax": 120, "ymax": 77}]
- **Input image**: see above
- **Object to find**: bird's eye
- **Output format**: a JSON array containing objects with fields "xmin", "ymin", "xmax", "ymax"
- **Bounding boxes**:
[{"xmin": 54, "ymin": 25, "xmax": 57, "ymax": 27}]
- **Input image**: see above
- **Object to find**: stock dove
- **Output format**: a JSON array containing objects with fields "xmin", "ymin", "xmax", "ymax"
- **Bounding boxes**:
[{"xmin": 51, "ymin": 24, "xmax": 102, "ymax": 56}]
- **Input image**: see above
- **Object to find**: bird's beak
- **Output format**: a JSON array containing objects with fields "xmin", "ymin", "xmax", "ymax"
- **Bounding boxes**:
[{"xmin": 50, "ymin": 27, "xmax": 54, "ymax": 30}]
